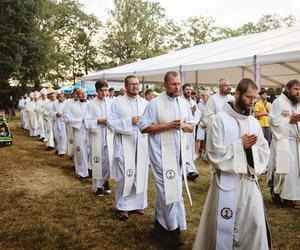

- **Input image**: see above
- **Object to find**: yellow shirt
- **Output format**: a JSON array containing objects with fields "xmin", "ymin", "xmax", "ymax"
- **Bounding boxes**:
[{"xmin": 254, "ymin": 100, "xmax": 272, "ymax": 127}]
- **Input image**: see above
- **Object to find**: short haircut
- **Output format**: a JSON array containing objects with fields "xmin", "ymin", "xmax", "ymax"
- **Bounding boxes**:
[
  {"xmin": 218, "ymin": 78, "xmax": 229, "ymax": 86},
  {"xmin": 236, "ymin": 78, "xmax": 258, "ymax": 95},
  {"xmin": 259, "ymin": 88, "xmax": 267, "ymax": 95},
  {"xmin": 182, "ymin": 83, "xmax": 191, "ymax": 90},
  {"xmin": 145, "ymin": 89, "xmax": 154, "ymax": 96},
  {"xmin": 124, "ymin": 75, "xmax": 137, "ymax": 85},
  {"xmin": 164, "ymin": 71, "xmax": 178, "ymax": 83},
  {"xmin": 108, "ymin": 87, "xmax": 115, "ymax": 92},
  {"xmin": 285, "ymin": 79, "xmax": 300, "ymax": 89},
  {"xmin": 95, "ymin": 79, "xmax": 108, "ymax": 91}
]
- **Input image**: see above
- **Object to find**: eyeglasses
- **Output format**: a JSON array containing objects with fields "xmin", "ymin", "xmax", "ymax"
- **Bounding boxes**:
[{"xmin": 126, "ymin": 83, "xmax": 139, "ymax": 86}]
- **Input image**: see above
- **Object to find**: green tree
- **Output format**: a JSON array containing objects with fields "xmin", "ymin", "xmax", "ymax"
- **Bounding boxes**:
[
  {"xmin": 101, "ymin": 0, "xmax": 172, "ymax": 65},
  {"xmin": 39, "ymin": 0, "xmax": 101, "ymax": 84},
  {"xmin": 178, "ymin": 16, "xmax": 216, "ymax": 48},
  {"xmin": 0, "ymin": 0, "xmax": 45, "ymax": 90}
]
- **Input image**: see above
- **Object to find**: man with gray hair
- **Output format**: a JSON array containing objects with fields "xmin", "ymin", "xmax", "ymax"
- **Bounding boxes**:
[{"xmin": 205, "ymin": 78, "xmax": 235, "ymax": 124}]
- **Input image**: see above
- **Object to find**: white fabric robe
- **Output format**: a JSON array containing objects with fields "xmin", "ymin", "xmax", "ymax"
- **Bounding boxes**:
[
  {"xmin": 205, "ymin": 92, "xmax": 235, "ymax": 124},
  {"xmin": 182, "ymin": 96, "xmax": 201, "ymax": 174},
  {"xmin": 25, "ymin": 99, "xmax": 39, "ymax": 136},
  {"xmin": 85, "ymin": 97, "xmax": 114, "ymax": 192},
  {"xmin": 193, "ymin": 103, "xmax": 270, "ymax": 250},
  {"xmin": 52, "ymin": 100, "xmax": 67, "ymax": 155},
  {"xmin": 108, "ymin": 95, "xmax": 149, "ymax": 211},
  {"xmin": 24, "ymin": 97, "xmax": 31, "ymax": 130},
  {"xmin": 63, "ymin": 99, "xmax": 77, "ymax": 157},
  {"xmin": 36, "ymin": 99, "xmax": 48, "ymax": 138},
  {"xmin": 197, "ymin": 100, "xmax": 207, "ymax": 140},
  {"xmin": 267, "ymin": 93, "xmax": 300, "ymax": 200},
  {"xmin": 43, "ymin": 100, "xmax": 56, "ymax": 148},
  {"xmin": 18, "ymin": 98, "xmax": 26, "ymax": 128},
  {"xmin": 65, "ymin": 101, "xmax": 89, "ymax": 178},
  {"xmin": 139, "ymin": 94, "xmax": 194, "ymax": 231}
]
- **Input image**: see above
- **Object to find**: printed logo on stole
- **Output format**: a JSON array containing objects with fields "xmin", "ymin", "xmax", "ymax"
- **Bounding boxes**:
[
  {"xmin": 221, "ymin": 207, "xmax": 233, "ymax": 220},
  {"xmin": 75, "ymin": 146, "xmax": 80, "ymax": 152},
  {"xmin": 69, "ymin": 139, "xmax": 73, "ymax": 144},
  {"xmin": 126, "ymin": 169, "xmax": 134, "ymax": 177},
  {"xmin": 186, "ymin": 145, "xmax": 189, "ymax": 150},
  {"xmin": 93, "ymin": 156, "xmax": 100, "ymax": 163},
  {"xmin": 166, "ymin": 170, "xmax": 176, "ymax": 180}
]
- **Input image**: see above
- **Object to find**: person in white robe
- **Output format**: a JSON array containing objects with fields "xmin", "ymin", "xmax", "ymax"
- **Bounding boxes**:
[
  {"xmin": 267, "ymin": 79, "xmax": 300, "ymax": 206},
  {"xmin": 63, "ymin": 90, "xmax": 78, "ymax": 158},
  {"xmin": 181, "ymin": 83, "xmax": 201, "ymax": 181},
  {"xmin": 35, "ymin": 88, "xmax": 48, "ymax": 141},
  {"xmin": 108, "ymin": 75, "xmax": 149, "ymax": 220},
  {"xmin": 86, "ymin": 79, "xmax": 114, "ymax": 196},
  {"xmin": 18, "ymin": 94, "xmax": 27, "ymax": 129},
  {"xmin": 25, "ymin": 92, "xmax": 39, "ymax": 137},
  {"xmin": 64, "ymin": 88, "xmax": 90, "ymax": 180},
  {"xmin": 195, "ymin": 91, "xmax": 210, "ymax": 158},
  {"xmin": 193, "ymin": 78, "xmax": 271, "ymax": 250},
  {"xmin": 205, "ymin": 78, "xmax": 235, "ymax": 124},
  {"xmin": 43, "ymin": 91, "xmax": 56, "ymax": 149},
  {"xmin": 139, "ymin": 71, "xmax": 194, "ymax": 247},
  {"xmin": 52, "ymin": 92, "xmax": 67, "ymax": 156}
]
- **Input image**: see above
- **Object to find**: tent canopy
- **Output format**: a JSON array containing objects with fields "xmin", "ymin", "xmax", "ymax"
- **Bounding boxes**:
[{"xmin": 82, "ymin": 26, "xmax": 300, "ymax": 88}]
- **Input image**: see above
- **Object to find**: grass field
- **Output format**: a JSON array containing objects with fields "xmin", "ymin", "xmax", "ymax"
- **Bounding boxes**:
[{"xmin": 0, "ymin": 116, "xmax": 299, "ymax": 250}]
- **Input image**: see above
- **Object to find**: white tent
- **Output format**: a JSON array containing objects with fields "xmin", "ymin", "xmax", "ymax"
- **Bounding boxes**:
[{"xmin": 82, "ymin": 26, "xmax": 300, "ymax": 88}]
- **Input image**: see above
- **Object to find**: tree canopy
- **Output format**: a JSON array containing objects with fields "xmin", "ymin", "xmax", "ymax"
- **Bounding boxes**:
[{"xmin": 0, "ymin": 0, "xmax": 296, "ymax": 97}]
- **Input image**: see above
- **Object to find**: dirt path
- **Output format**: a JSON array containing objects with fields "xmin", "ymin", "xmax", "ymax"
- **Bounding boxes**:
[{"xmin": 0, "ymin": 117, "xmax": 299, "ymax": 250}]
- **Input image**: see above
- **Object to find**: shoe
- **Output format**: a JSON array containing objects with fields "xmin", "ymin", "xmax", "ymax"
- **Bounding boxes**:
[
  {"xmin": 270, "ymin": 188, "xmax": 281, "ymax": 205},
  {"xmin": 58, "ymin": 154, "xmax": 64, "ymax": 157},
  {"xmin": 117, "ymin": 210, "xmax": 129, "ymax": 221},
  {"xmin": 168, "ymin": 227, "xmax": 184, "ymax": 248},
  {"xmin": 151, "ymin": 220, "xmax": 183, "ymax": 248},
  {"xmin": 95, "ymin": 187, "xmax": 105, "ymax": 197},
  {"xmin": 77, "ymin": 176, "xmax": 88, "ymax": 182},
  {"xmin": 104, "ymin": 181, "xmax": 111, "ymax": 194},
  {"xmin": 187, "ymin": 172, "xmax": 199, "ymax": 181},
  {"xmin": 47, "ymin": 146, "xmax": 55, "ymax": 150}
]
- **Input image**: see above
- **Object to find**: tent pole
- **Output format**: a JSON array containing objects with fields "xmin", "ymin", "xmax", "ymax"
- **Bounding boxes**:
[
  {"xmin": 253, "ymin": 55, "xmax": 261, "ymax": 89},
  {"xmin": 142, "ymin": 77, "xmax": 145, "ymax": 92},
  {"xmin": 195, "ymin": 71, "xmax": 199, "ymax": 91}
]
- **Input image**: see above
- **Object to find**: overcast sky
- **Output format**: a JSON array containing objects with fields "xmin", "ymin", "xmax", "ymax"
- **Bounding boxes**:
[{"xmin": 79, "ymin": 0, "xmax": 300, "ymax": 28}]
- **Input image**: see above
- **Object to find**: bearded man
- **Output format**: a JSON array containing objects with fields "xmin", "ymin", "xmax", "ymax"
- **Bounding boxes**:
[
  {"xmin": 193, "ymin": 78, "xmax": 271, "ymax": 250},
  {"xmin": 267, "ymin": 79, "xmax": 300, "ymax": 206}
]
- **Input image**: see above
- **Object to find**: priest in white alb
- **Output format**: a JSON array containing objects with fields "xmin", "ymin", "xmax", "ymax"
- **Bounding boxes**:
[
  {"xmin": 139, "ymin": 71, "xmax": 194, "ymax": 247},
  {"xmin": 267, "ymin": 79, "xmax": 300, "ymax": 206},
  {"xmin": 108, "ymin": 75, "xmax": 149, "ymax": 221},
  {"xmin": 25, "ymin": 92, "xmax": 39, "ymax": 137},
  {"xmin": 64, "ymin": 88, "xmax": 89, "ymax": 180},
  {"xmin": 36, "ymin": 88, "xmax": 48, "ymax": 141},
  {"xmin": 43, "ymin": 91, "xmax": 56, "ymax": 150},
  {"xmin": 18, "ymin": 94, "xmax": 27, "ymax": 129},
  {"xmin": 193, "ymin": 78, "xmax": 271, "ymax": 250},
  {"xmin": 52, "ymin": 92, "xmax": 67, "ymax": 156},
  {"xmin": 205, "ymin": 78, "xmax": 235, "ymax": 123},
  {"xmin": 181, "ymin": 83, "xmax": 201, "ymax": 181},
  {"xmin": 63, "ymin": 89, "xmax": 78, "ymax": 158},
  {"xmin": 86, "ymin": 79, "xmax": 114, "ymax": 196}
]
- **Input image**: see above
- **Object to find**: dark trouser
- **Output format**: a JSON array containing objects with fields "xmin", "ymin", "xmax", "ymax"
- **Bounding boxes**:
[{"xmin": 262, "ymin": 126, "xmax": 272, "ymax": 145}]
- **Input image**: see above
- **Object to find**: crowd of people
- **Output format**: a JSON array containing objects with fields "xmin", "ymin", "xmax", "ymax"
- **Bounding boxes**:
[{"xmin": 16, "ymin": 72, "xmax": 300, "ymax": 249}]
